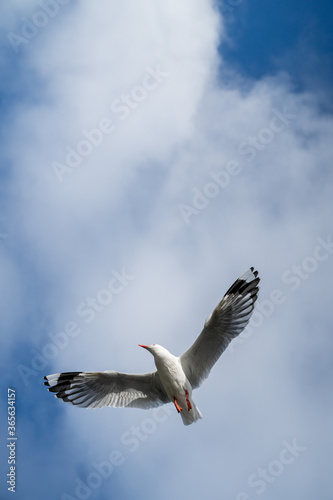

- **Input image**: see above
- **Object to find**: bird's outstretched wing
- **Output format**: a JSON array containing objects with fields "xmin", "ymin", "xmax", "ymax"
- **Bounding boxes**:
[
  {"xmin": 180, "ymin": 267, "xmax": 260, "ymax": 389},
  {"xmin": 44, "ymin": 370, "xmax": 169, "ymax": 409}
]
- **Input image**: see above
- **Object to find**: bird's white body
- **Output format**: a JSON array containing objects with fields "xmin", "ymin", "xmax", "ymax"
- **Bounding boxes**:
[
  {"xmin": 44, "ymin": 268, "xmax": 260, "ymax": 426},
  {"xmin": 146, "ymin": 344, "xmax": 202, "ymax": 425}
]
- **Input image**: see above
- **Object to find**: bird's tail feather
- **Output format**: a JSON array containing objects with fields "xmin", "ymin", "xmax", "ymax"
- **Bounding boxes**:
[{"xmin": 180, "ymin": 403, "xmax": 202, "ymax": 426}]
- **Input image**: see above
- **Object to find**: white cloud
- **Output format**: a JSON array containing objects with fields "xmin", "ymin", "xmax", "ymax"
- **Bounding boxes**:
[{"xmin": 2, "ymin": 0, "xmax": 333, "ymax": 498}]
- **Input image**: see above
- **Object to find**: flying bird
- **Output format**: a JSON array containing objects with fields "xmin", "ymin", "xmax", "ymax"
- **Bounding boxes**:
[{"xmin": 44, "ymin": 267, "xmax": 259, "ymax": 425}]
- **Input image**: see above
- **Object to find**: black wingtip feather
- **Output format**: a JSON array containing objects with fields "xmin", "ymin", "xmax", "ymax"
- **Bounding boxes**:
[
  {"xmin": 226, "ymin": 268, "xmax": 260, "ymax": 294},
  {"xmin": 44, "ymin": 372, "xmax": 82, "ymax": 392},
  {"xmin": 249, "ymin": 266, "xmax": 258, "ymax": 277}
]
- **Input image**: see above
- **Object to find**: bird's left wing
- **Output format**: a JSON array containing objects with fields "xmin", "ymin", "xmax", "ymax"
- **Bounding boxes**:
[
  {"xmin": 180, "ymin": 267, "xmax": 260, "ymax": 389},
  {"xmin": 44, "ymin": 370, "xmax": 169, "ymax": 409}
]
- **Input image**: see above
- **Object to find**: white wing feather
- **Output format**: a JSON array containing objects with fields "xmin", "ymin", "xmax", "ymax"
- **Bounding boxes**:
[
  {"xmin": 44, "ymin": 370, "xmax": 169, "ymax": 409},
  {"xmin": 180, "ymin": 268, "xmax": 260, "ymax": 388}
]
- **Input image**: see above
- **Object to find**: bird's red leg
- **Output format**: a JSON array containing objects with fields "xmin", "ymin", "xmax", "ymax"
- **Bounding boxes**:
[
  {"xmin": 185, "ymin": 390, "xmax": 192, "ymax": 411},
  {"xmin": 174, "ymin": 397, "xmax": 182, "ymax": 413}
]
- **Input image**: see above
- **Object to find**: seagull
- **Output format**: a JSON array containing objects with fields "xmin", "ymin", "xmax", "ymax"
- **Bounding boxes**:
[{"xmin": 44, "ymin": 267, "xmax": 259, "ymax": 425}]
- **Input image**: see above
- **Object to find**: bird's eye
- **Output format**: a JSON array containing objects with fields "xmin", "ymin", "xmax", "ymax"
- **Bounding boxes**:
[{"xmin": 152, "ymin": 343, "xmax": 156, "ymax": 346}]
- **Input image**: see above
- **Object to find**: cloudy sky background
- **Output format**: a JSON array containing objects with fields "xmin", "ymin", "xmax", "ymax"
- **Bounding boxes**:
[{"xmin": 1, "ymin": 1, "xmax": 333, "ymax": 499}]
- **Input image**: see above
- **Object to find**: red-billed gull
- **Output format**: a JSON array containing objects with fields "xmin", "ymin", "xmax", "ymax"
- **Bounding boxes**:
[{"xmin": 44, "ymin": 267, "xmax": 259, "ymax": 425}]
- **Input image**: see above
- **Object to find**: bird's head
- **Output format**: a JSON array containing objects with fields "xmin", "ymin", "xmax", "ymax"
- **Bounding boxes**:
[{"xmin": 138, "ymin": 343, "xmax": 168, "ymax": 358}]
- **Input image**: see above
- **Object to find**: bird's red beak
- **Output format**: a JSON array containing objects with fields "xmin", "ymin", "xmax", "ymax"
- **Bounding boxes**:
[{"xmin": 138, "ymin": 344, "xmax": 149, "ymax": 349}]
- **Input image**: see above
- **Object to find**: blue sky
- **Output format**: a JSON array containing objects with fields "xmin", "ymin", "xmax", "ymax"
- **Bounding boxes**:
[{"xmin": 1, "ymin": 1, "xmax": 333, "ymax": 499}]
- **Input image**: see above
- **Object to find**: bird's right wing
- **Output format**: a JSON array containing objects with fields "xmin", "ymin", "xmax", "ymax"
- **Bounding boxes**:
[
  {"xmin": 180, "ymin": 268, "xmax": 260, "ymax": 389},
  {"xmin": 44, "ymin": 370, "xmax": 169, "ymax": 409}
]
